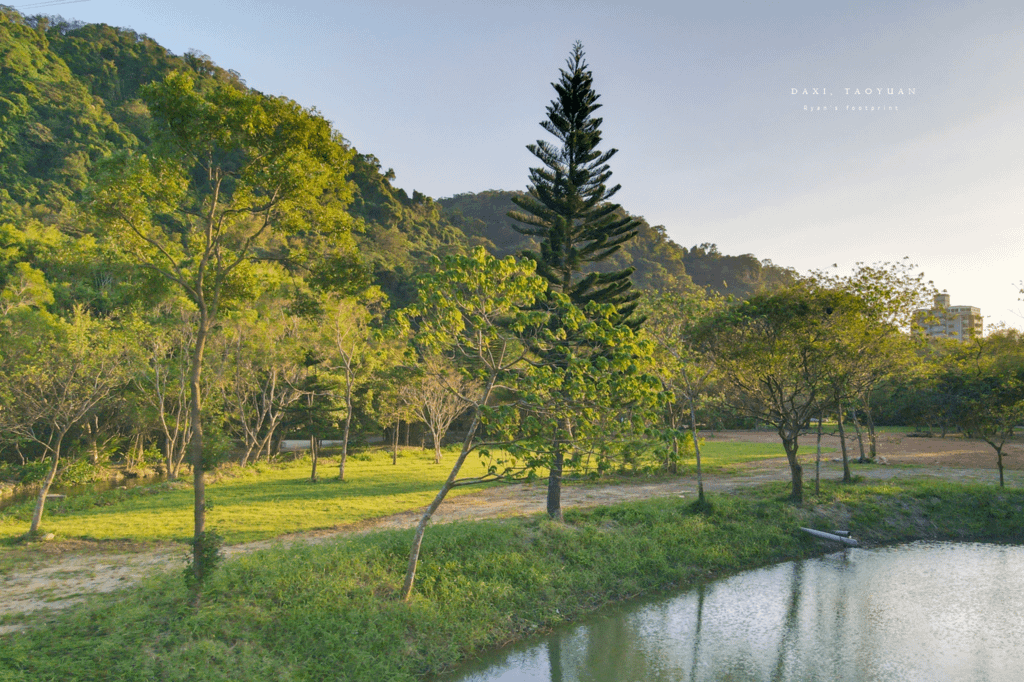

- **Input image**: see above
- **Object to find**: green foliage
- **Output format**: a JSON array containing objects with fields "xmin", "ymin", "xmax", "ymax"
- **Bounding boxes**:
[
  {"xmin": 0, "ymin": 10, "xmax": 136, "ymax": 205},
  {"xmin": 681, "ymin": 242, "xmax": 798, "ymax": 299}
]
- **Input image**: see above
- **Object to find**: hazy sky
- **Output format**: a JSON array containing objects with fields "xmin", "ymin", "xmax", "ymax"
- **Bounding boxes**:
[{"xmin": 13, "ymin": 0, "xmax": 1024, "ymax": 326}]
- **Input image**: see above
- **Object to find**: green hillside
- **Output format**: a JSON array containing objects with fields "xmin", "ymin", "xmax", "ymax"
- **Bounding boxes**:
[
  {"xmin": 440, "ymin": 191, "xmax": 796, "ymax": 299},
  {"xmin": 1, "ymin": 8, "xmax": 796, "ymax": 308}
]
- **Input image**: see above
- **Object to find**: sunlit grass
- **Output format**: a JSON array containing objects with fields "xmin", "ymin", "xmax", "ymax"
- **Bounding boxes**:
[
  {"xmin": 692, "ymin": 440, "xmax": 835, "ymax": 473},
  {"xmin": 0, "ymin": 447, "xmax": 495, "ymax": 544},
  {"xmin": 0, "ymin": 440, "xmax": 833, "ymax": 544}
]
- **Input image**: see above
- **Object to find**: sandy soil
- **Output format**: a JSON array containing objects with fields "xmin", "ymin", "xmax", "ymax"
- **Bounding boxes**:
[{"xmin": 2, "ymin": 430, "xmax": 1021, "ymax": 633}]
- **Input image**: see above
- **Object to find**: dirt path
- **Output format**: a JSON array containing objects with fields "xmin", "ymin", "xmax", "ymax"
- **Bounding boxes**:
[{"xmin": 3, "ymin": 431, "xmax": 1021, "ymax": 633}]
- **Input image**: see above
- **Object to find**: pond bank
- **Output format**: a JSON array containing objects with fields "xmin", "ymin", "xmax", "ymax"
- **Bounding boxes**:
[{"xmin": 1, "ymin": 479, "xmax": 1022, "ymax": 681}]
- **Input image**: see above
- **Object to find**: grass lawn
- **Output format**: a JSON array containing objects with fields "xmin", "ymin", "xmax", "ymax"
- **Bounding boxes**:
[
  {"xmin": 0, "ymin": 439, "xmax": 830, "ymax": 545},
  {"xmin": 0, "ymin": 447, "xmax": 496, "ymax": 544},
  {"xmin": 694, "ymin": 440, "xmax": 834, "ymax": 472}
]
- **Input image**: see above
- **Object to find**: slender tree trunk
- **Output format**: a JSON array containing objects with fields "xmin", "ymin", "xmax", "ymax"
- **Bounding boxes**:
[
  {"xmin": 666, "ymin": 408, "xmax": 677, "ymax": 472},
  {"xmin": 433, "ymin": 427, "xmax": 443, "ymax": 464},
  {"xmin": 864, "ymin": 394, "xmax": 878, "ymax": 459},
  {"xmin": 86, "ymin": 416, "xmax": 99, "ymax": 465},
  {"xmin": 404, "ymin": 421, "xmax": 410, "ymax": 447},
  {"xmin": 402, "ymin": 380, "xmax": 492, "ymax": 601},
  {"xmin": 688, "ymin": 399, "xmax": 705, "ymax": 505},
  {"xmin": 997, "ymin": 446, "xmax": 1005, "ymax": 487},
  {"xmin": 815, "ymin": 413, "xmax": 823, "ymax": 496},
  {"xmin": 837, "ymin": 403, "xmax": 851, "ymax": 483},
  {"xmin": 164, "ymin": 439, "xmax": 174, "ymax": 480},
  {"xmin": 29, "ymin": 433, "xmax": 64, "ymax": 535},
  {"xmin": 188, "ymin": 317, "xmax": 209, "ymax": 586},
  {"xmin": 392, "ymin": 420, "xmax": 399, "ymax": 465},
  {"xmin": 339, "ymin": 379, "xmax": 352, "ymax": 480},
  {"xmin": 851, "ymin": 406, "xmax": 867, "ymax": 463},
  {"xmin": 310, "ymin": 435, "xmax": 318, "ymax": 482}
]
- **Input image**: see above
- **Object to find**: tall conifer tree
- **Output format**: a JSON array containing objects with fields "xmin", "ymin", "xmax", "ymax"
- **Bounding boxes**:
[
  {"xmin": 509, "ymin": 41, "xmax": 641, "ymax": 326},
  {"xmin": 510, "ymin": 42, "xmax": 642, "ymax": 520}
]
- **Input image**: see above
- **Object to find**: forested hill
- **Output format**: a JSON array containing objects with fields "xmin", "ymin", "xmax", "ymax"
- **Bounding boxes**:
[
  {"xmin": 440, "ymin": 191, "xmax": 797, "ymax": 299},
  {"xmin": 0, "ymin": 9, "xmax": 795, "ymax": 307}
]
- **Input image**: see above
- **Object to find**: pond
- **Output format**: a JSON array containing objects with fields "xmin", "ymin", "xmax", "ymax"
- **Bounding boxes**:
[
  {"xmin": 0, "ymin": 473, "xmax": 167, "ymax": 511},
  {"xmin": 445, "ymin": 542, "xmax": 1024, "ymax": 682}
]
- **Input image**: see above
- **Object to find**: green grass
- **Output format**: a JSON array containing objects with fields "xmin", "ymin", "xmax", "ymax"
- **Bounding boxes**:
[
  {"xmin": 0, "ymin": 440, "xmax": 824, "ymax": 545},
  {"xmin": 1, "ymin": 479, "xmax": 1021, "ymax": 681},
  {"xmin": 0, "ymin": 447, "xmax": 496, "ymax": 544},
  {"xmin": 694, "ymin": 439, "xmax": 834, "ymax": 472}
]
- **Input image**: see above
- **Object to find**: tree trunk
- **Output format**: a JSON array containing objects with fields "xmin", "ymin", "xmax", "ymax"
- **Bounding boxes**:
[
  {"xmin": 837, "ymin": 404, "xmax": 851, "ymax": 483},
  {"xmin": 188, "ymin": 317, "xmax": 209, "ymax": 586},
  {"xmin": 547, "ymin": 418, "xmax": 567, "ymax": 521},
  {"xmin": 851, "ymin": 406, "xmax": 867, "ymax": 463},
  {"xmin": 164, "ymin": 438, "xmax": 176, "ymax": 481},
  {"xmin": 310, "ymin": 435, "xmax": 318, "ymax": 482},
  {"xmin": 339, "ymin": 380, "xmax": 352, "ymax": 480},
  {"xmin": 666, "ymin": 408, "xmax": 677, "ymax": 472},
  {"xmin": 688, "ymin": 399, "xmax": 705, "ymax": 505},
  {"xmin": 997, "ymin": 446, "xmax": 1005, "ymax": 487},
  {"xmin": 392, "ymin": 420, "xmax": 399, "ymax": 465},
  {"xmin": 433, "ymin": 428, "xmax": 443, "ymax": 464},
  {"xmin": 29, "ymin": 433, "xmax": 64, "ymax": 535},
  {"xmin": 864, "ymin": 394, "xmax": 878, "ymax": 458},
  {"xmin": 670, "ymin": 435, "xmax": 679, "ymax": 474},
  {"xmin": 402, "ymin": 401, "xmax": 488, "ymax": 601},
  {"xmin": 86, "ymin": 416, "xmax": 99, "ymax": 465},
  {"xmin": 815, "ymin": 413, "xmax": 823, "ymax": 496},
  {"xmin": 782, "ymin": 434, "xmax": 803, "ymax": 504}
]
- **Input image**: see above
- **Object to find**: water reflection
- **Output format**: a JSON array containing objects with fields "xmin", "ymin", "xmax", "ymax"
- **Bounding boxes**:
[
  {"xmin": 0, "ymin": 474, "xmax": 167, "ymax": 511},
  {"xmin": 448, "ymin": 542, "xmax": 1024, "ymax": 682}
]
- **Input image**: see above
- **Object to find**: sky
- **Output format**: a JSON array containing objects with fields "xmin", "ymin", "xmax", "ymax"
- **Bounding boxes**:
[{"xmin": 11, "ymin": 0, "xmax": 1024, "ymax": 327}]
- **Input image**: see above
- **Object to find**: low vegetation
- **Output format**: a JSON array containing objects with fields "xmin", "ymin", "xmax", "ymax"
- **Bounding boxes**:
[
  {"xmin": 1, "ymin": 478, "xmax": 1021, "ymax": 681},
  {"xmin": 0, "ymin": 441, "xmax": 805, "ymax": 544}
]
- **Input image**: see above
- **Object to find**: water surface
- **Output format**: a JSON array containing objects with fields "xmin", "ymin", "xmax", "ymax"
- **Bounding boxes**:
[{"xmin": 447, "ymin": 542, "xmax": 1024, "ymax": 682}]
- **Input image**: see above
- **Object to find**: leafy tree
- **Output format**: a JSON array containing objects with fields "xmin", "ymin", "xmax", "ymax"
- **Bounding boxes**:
[
  {"xmin": 509, "ymin": 299, "xmax": 662, "ymax": 492},
  {"xmin": 399, "ymin": 248, "xmax": 548, "ymax": 600},
  {"xmin": 214, "ymin": 302, "xmax": 307, "ymax": 468},
  {"xmin": 0, "ymin": 308, "xmax": 131, "ymax": 534},
  {"xmin": 283, "ymin": 358, "xmax": 340, "ymax": 483},
  {"xmin": 641, "ymin": 287, "xmax": 726, "ymax": 503},
  {"xmin": 130, "ymin": 305, "xmax": 196, "ymax": 480},
  {"xmin": 319, "ymin": 288, "xmax": 390, "ymax": 479},
  {"xmin": 946, "ymin": 329, "xmax": 1024, "ymax": 486},
  {"xmin": 91, "ymin": 70, "xmax": 355, "ymax": 585},
  {"xmin": 810, "ymin": 259, "xmax": 935, "ymax": 465},
  {"xmin": 406, "ymin": 355, "xmax": 473, "ymax": 464},
  {"xmin": 702, "ymin": 286, "xmax": 859, "ymax": 503}
]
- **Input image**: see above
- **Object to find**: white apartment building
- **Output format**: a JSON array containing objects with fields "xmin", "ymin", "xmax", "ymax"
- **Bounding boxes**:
[{"xmin": 913, "ymin": 293, "xmax": 983, "ymax": 341}]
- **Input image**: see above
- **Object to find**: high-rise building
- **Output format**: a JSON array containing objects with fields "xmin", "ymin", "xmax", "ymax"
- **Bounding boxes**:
[{"xmin": 914, "ymin": 293, "xmax": 983, "ymax": 341}]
